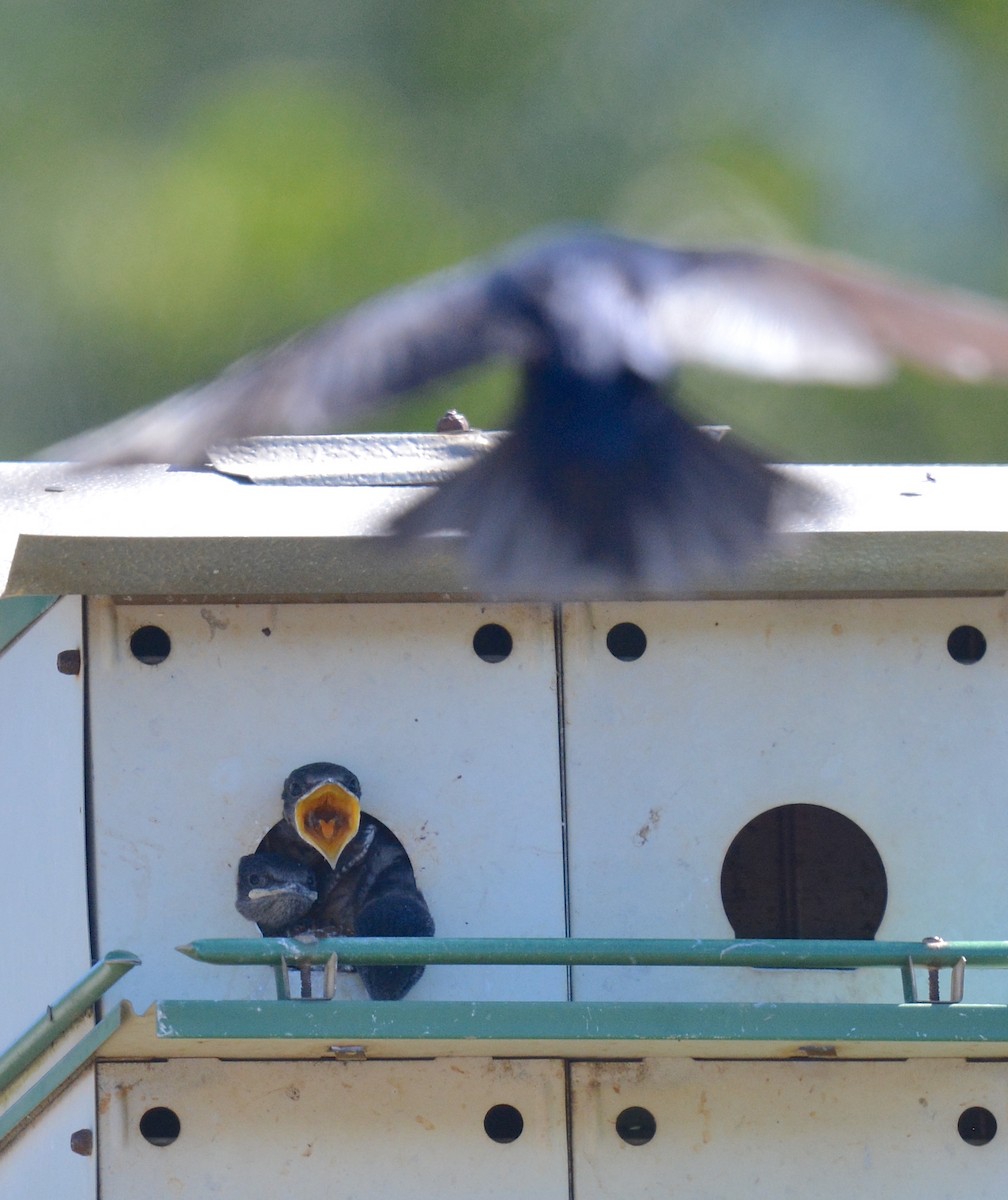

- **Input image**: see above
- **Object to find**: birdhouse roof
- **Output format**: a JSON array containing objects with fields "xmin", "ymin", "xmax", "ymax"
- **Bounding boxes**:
[{"xmin": 2, "ymin": 435, "xmax": 1008, "ymax": 601}]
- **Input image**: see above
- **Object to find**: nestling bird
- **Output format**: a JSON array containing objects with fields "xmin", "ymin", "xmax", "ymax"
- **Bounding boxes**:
[
  {"xmin": 39, "ymin": 227, "xmax": 1008, "ymax": 593},
  {"xmin": 235, "ymin": 852, "xmax": 318, "ymax": 936},
  {"xmin": 235, "ymin": 762, "xmax": 435, "ymax": 1000}
]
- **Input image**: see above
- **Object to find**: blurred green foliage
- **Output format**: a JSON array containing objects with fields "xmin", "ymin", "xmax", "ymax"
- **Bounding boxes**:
[{"xmin": 3, "ymin": 0, "xmax": 1008, "ymax": 463}]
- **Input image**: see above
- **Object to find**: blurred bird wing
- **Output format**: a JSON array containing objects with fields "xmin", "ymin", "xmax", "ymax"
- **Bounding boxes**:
[
  {"xmin": 38, "ymin": 228, "xmax": 1008, "ymax": 467},
  {"xmin": 645, "ymin": 251, "xmax": 892, "ymax": 383},
  {"xmin": 647, "ymin": 247, "xmax": 1008, "ymax": 385},
  {"xmin": 39, "ymin": 259, "xmax": 530, "ymax": 465},
  {"xmin": 784, "ymin": 251, "xmax": 1008, "ymax": 381}
]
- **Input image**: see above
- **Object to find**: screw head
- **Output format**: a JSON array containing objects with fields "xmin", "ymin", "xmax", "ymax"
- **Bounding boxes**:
[
  {"xmin": 56, "ymin": 649, "xmax": 81, "ymax": 676},
  {"xmin": 69, "ymin": 1128, "xmax": 93, "ymax": 1156},
  {"xmin": 436, "ymin": 409, "xmax": 470, "ymax": 433}
]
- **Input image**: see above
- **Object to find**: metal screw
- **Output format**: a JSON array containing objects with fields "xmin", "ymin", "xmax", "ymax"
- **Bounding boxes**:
[
  {"xmin": 922, "ymin": 935, "xmax": 946, "ymax": 1002},
  {"xmin": 69, "ymin": 1128, "xmax": 93, "ymax": 1156},
  {"xmin": 327, "ymin": 1045, "xmax": 367, "ymax": 1060},
  {"xmin": 56, "ymin": 649, "xmax": 81, "ymax": 676},
  {"xmin": 436, "ymin": 409, "xmax": 470, "ymax": 433}
]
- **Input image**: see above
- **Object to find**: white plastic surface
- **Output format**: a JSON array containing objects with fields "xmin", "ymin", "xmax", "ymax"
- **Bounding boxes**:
[
  {"xmin": 0, "ymin": 597, "xmax": 94, "ymax": 1197},
  {"xmin": 563, "ymin": 596, "xmax": 1008, "ymax": 1004},
  {"xmin": 87, "ymin": 600, "xmax": 565, "ymax": 1009},
  {"xmin": 2, "ymin": 1074, "xmax": 96, "ymax": 1199}
]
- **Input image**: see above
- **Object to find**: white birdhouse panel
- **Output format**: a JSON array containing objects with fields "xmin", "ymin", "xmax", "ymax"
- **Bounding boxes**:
[
  {"xmin": 563, "ymin": 597, "xmax": 1008, "ymax": 1004},
  {"xmin": 87, "ymin": 600, "xmax": 565, "ymax": 1009},
  {"xmin": 97, "ymin": 1058, "xmax": 568, "ymax": 1199},
  {"xmin": 571, "ymin": 1059, "xmax": 1008, "ymax": 1199},
  {"xmin": 3, "ymin": 1073, "xmax": 96, "ymax": 1199},
  {"xmin": 0, "ymin": 597, "xmax": 89, "ymax": 1042}
]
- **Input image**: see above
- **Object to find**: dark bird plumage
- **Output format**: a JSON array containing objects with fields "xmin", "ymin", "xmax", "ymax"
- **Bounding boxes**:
[
  {"xmin": 236, "ymin": 762, "xmax": 434, "ymax": 1000},
  {"xmin": 235, "ymin": 852, "xmax": 318, "ymax": 936},
  {"xmin": 40, "ymin": 227, "xmax": 1008, "ymax": 593}
]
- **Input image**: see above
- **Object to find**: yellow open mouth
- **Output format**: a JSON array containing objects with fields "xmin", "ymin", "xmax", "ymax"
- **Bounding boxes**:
[{"xmin": 293, "ymin": 782, "xmax": 361, "ymax": 868}]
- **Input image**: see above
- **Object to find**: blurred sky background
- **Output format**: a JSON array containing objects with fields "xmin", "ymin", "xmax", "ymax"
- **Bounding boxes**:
[{"xmin": 3, "ymin": 0, "xmax": 1008, "ymax": 463}]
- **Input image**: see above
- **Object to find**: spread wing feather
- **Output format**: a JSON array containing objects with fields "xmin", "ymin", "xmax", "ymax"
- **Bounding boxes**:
[{"xmin": 36, "ymin": 228, "xmax": 1008, "ymax": 467}]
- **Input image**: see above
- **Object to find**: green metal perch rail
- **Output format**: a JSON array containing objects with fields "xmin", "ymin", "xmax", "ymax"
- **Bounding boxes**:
[
  {"xmin": 0, "ymin": 951, "xmax": 140, "ymax": 1153},
  {"xmin": 4, "ymin": 937, "xmax": 1008, "ymax": 1154},
  {"xmin": 177, "ymin": 934, "xmax": 985, "ymax": 982},
  {"xmin": 158, "ymin": 935, "xmax": 1006, "ymax": 1050}
]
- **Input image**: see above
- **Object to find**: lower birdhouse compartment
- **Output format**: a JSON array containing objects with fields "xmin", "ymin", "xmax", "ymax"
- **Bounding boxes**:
[
  {"xmin": 97, "ymin": 1058, "xmax": 568, "ymax": 1198},
  {"xmin": 96, "ymin": 1057, "xmax": 1007, "ymax": 1198}
]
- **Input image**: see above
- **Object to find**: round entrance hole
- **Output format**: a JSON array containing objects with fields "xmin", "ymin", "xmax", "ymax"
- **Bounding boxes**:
[{"xmin": 721, "ymin": 804, "xmax": 887, "ymax": 940}]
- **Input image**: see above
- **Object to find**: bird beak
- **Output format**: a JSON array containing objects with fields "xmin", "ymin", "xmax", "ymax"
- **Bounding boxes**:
[
  {"xmin": 293, "ymin": 782, "xmax": 361, "ymax": 867},
  {"xmin": 247, "ymin": 882, "xmax": 318, "ymax": 903}
]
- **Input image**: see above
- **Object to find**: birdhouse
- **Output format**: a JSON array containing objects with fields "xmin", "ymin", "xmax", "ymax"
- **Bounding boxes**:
[{"xmin": 3, "ymin": 442, "xmax": 1008, "ymax": 1197}]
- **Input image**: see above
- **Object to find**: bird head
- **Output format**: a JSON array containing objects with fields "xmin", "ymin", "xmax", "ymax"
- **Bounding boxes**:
[
  {"xmin": 235, "ymin": 852, "xmax": 318, "ymax": 934},
  {"xmin": 282, "ymin": 762, "xmax": 362, "ymax": 868}
]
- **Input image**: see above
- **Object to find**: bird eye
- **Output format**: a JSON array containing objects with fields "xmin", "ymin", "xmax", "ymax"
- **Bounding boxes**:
[{"xmin": 248, "ymin": 873, "xmax": 265, "ymax": 887}]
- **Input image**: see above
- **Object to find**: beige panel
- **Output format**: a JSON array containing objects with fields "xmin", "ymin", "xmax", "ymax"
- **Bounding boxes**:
[
  {"xmin": 572, "ymin": 1059, "xmax": 1008, "ymax": 1199},
  {"xmin": 98, "ymin": 1059, "xmax": 568, "ymax": 1198}
]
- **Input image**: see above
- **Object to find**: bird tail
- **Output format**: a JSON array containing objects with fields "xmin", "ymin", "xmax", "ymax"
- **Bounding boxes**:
[{"xmin": 391, "ymin": 405, "xmax": 812, "ymax": 597}]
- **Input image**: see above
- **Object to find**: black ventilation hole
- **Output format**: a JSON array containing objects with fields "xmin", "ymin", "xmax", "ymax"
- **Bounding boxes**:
[
  {"xmin": 616, "ymin": 1106, "xmax": 656, "ymax": 1145},
  {"xmin": 483, "ymin": 1103, "xmax": 524, "ymax": 1143},
  {"xmin": 130, "ymin": 625, "xmax": 171, "ymax": 665},
  {"xmin": 138, "ymin": 1106, "xmax": 180, "ymax": 1147},
  {"xmin": 959, "ymin": 1106, "xmax": 997, "ymax": 1146},
  {"xmin": 947, "ymin": 625, "xmax": 986, "ymax": 665},
  {"xmin": 721, "ymin": 804, "xmax": 887, "ymax": 940},
  {"xmin": 473, "ymin": 623, "xmax": 513, "ymax": 663},
  {"xmin": 606, "ymin": 622, "xmax": 647, "ymax": 661}
]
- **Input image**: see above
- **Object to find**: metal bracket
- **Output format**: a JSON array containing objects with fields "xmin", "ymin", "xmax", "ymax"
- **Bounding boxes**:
[
  {"xmin": 902, "ymin": 936, "xmax": 966, "ymax": 1004},
  {"xmin": 277, "ymin": 953, "xmax": 339, "ymax": 1000}
]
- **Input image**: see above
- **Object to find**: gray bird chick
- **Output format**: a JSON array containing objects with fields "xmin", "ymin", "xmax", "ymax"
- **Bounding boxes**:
[{"xmin": 235, "ymin": 852, "xmax": 318, "ymax": 937}]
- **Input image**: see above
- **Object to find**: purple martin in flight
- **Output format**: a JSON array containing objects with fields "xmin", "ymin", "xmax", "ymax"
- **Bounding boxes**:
[{"xmin": 40, "ymin": 227, "xmax": 1008, "ymax": 593}]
